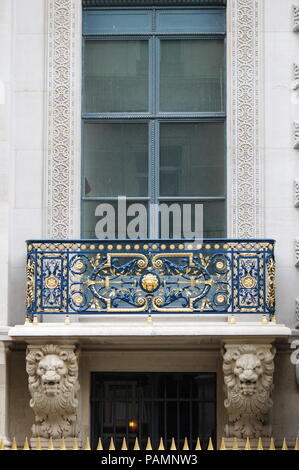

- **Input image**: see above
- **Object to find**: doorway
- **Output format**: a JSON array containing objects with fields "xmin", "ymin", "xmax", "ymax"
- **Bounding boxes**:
[{"xmin": 90, "ymin": 372, "xmax": 216, "ymax": 450}]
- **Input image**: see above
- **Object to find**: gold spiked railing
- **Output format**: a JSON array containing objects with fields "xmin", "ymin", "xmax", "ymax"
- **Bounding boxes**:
[{"xmin": 1, "ymin": 436, "xmax": 298, "ymax": 451}]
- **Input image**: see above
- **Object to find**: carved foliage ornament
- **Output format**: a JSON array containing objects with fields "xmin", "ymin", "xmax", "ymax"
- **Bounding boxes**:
[
  {"xmin": 293, "ymin": 5, "xmax": 299, "ymax": 32},
  {"xmin": 46, "ymin": 0, "xmax": 76, "ymax": 238},
  {"xmin": 26, "ymin": 344, "xmax": 79, "ymax": 439},
  {"xmin": 295, "ymin": 238, "xmax": 299, "ymax": 267},
  {"xmin": 294, "ymin": 122, "xmax": 299, "ymax": 149},
  {"xmin": 223, "ymin": 344, "xmax": 275, "ymax": 438},
  {"xmin": 293, "ymin": 63, "xmax": 299, "ymax": 90},
  {"xmin": 230, "ymin": 0, "xmax": 263, "ymax": 237}
]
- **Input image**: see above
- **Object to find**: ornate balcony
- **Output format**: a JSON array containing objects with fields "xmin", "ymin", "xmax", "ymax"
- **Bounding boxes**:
[{"xmin": 26, "ymin": 239, "xmax": 275, "ymax": 318}]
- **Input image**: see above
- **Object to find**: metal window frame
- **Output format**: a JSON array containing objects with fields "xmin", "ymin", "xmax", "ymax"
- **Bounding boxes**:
[{"xmin": 81, "ymin": 6, "xmax": 227, "ymax": 238}]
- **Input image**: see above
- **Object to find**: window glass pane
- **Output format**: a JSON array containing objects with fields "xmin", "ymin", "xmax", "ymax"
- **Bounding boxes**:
[
  {"xmin": 160, "ymin": 122, "xmax": 225, "ymax": 197},
  {"xmin": 83, "ymin": 123, "xmax": 148, "ymax": 197},
  {"xmin": 156, "ymin": 10, "xmax": 225, "ymax": 34},
  {"xmin": 84, "ymin": 40, "xmax": 149, "ymax": 112},
  {"xmin": 83, "ymin": 10, "xmax": 152, "ymax": 35},
  {"xmin": 82, "ymin": 200, "xmax": 149, "ymax": 239},
  {"xmin": 158, "ymin": 200, "xmax": 225, "ymax": 239},
  {"xmin": 160, "ymin": 40, "xmax": 224, "ymax": 112}
]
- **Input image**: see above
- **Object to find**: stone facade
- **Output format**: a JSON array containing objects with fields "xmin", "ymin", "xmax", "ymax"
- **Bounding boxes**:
[{"xmin": 0, "ymin": 0, "xmax": 298, "ymax": 448}]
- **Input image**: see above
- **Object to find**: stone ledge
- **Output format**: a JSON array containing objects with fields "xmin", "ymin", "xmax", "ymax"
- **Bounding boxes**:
[{"xmin": 7, "ymin": 320, "xmax": 292, "ymax": 344}]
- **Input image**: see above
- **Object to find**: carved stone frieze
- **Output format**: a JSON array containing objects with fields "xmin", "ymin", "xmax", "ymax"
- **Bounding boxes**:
[
  {"xmin": 45, "ymin": 0, "xmax": 79, "ymax": 238},
  {"xmin": 223, "ymin": 344, "xmax": 275, "ymax": 439},
  {"xmin": 295, "ymin": 180, "xmax": 299, "ymax": 207},
  {"xmin": 294, "ymin": 122, "xmax": 299, "ymax": 149},
  {"xmin": 295, "ymin": 239, "xmax": 299, "ymax": 267},
  {"xmin": 293, "ymin": 63, "xmax": 299, "ymax": 90},
  {"xmin": 26, "ymin": 344, "xmax": 80, "ymax": 439},
  {"xmin": 229, "ymin": 0, "xmax": 264, "ymax": 237},
  {"xmin": 293, "ymin": 5, "xmax": 299, "ymax": 32}
]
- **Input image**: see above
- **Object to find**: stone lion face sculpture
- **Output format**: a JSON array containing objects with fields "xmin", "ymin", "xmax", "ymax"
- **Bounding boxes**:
[
  {"xmin": 233, "ymin": 353, "xmax": 264, "ymax": 396},
  {"xmin": 223, "ymin": 345, "xmax": 275, "ymax": 438},
  {"xmin": 26, "ymin": 344, "xmax": 79, "ymax": 439},
  {"xmin": 35, "ymin": 354, "xmax": 68, "ymax": 398}
]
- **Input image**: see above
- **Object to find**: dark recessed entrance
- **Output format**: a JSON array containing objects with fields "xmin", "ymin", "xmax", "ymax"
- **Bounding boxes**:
[{"xmin": 90, "ymin": 372, "xmax": 216, "ymax": 450}]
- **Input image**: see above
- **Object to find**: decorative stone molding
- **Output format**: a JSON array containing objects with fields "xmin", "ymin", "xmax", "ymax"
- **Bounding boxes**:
[
  {"xmin": 46, "ymin": 0, "xmax": 264, "ymax": 238},
  {"xmin": 295, "ymin": 239, "xmax": 299, "ymax": 267},
  {"xmin": 45, "ymin": 0, "xmax": 81, "ymax": 238},
  {"xmin": 295, "ymin": 180, "xmax": 299, "ymax": 207},
  {"xmin": 229, "ymin": 0, "xmax": 264, "ymax": 237},
  {"xmin": 294, "ymin": 122, "xmax": 299, "ymax": 149},
  {"xmin": 223, "ymin": 344, "xmax": 275, "ymax": 438},
  {"xmin": 26, "ymin": 344, "xmax": 80, "ymax": 439},
  {"xmin": 290, "ymin": 339, "xmax": 299, "ymax": 386},
  {"xmin": 292, "ymin": 63, "xmax": 299, "ymax": 90},
  {"xmin": 293, "ymin": 5, "xmax": 299, "ymax": 32}
]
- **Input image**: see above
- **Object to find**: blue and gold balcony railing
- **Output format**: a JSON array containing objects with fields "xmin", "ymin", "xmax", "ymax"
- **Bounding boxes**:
[{"xmin": 26, "ymin": 239, "xmax": 275, "ymax": 317}]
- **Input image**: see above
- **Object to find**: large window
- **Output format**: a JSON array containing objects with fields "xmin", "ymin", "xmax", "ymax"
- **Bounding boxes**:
[{"xmin": 82, "ymin": 4, "xmax": 226, "ymax": 239}]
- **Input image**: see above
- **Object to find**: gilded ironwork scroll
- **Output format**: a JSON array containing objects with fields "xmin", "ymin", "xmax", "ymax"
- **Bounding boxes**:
[{"xmin": 26, "ymin": 240, "xmax": 275, "ymax": 316}]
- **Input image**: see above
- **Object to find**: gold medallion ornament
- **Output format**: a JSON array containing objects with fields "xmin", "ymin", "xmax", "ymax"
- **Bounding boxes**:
[
  {"xmin": 74, "ymin": 260, "xmax": 84, "ymax": 271},
  {"xmin": 216, "ymin": 260, "xmax": 225, "ymax": 270},
  {"xmin": 45, "ymin": 276, "xmax": 59, "ymax": 290},
  {"xmin": 240, "ymin": 275, "xmax": 257, "ymax": 289},
  {"xmin": 73, "ymin": 293, "xmax": 84, "ymax": 306},
  {"xmin": 216, "ymin": 294, "xmax": 226, "ymax": 304},
  {"xmin": 141, "ymin": 273, "xmax": 159, "ymax": 292}
]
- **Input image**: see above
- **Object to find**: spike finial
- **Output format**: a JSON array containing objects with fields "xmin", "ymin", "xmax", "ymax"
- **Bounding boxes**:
[
  {"xmin": 121, "ymin": 437, "xmax": 128, "ymax": 450},
  {"xmin": 11, "ymin": 437, "xmax": 17, "ymax": 450},
  {"xmin": 195, "ymin": 437, "xmax": 202, "ymax": 450},
  {"xmin": 23, "ymin": 437, "xmax": 30, "ymax": 450},
  {"xmin": 207, "ymin": 437, "xmax": 214, "ymax": 450},
  {"xmin": 158, "ymin": 437, "xmax": 165, "ymax": 450},
  {"xmin": 244, "ymin": 437, "xmax": 251, "ymax": 450},
  {"xmin": 257, "ymin": 437, "xmax": 263, "ymax": 450},
  {"xmin": 219, "ymin": 437, "xmax": 226, "ymax": 450},
  {"xmin": 269, "ymin": 437, "xmax": 275, "ymax": 450},
  {"xmin": 48, "ymin": 437, "xmax": 54, "ymax": 450},
  {"xmin": 133, "ymin": 437, "xmax": 140, "ymax": 451},
  {"xmin": 85, "ymin": 437, "xmax": 91, "ymax": 450},
  {"xmin": 109, "ymin": 437, "xmax": 115, "ymax": 451},
  {"xmin": 60, "ymin": 437, "xmax": 66, "ymax": 450},
  {"xmin": 182, "ymin": 437, "xmax": 189, "ymax": 450},
  {"xmin": 146, "ymin": 437, "xmax": 152, "ymax": 450},
  {"xmin": 281, "ymin": 438, "xmax": 288, "ymax": 450},
  {"xmin": 170, "ymin": 438, "xmax": 176, "ymax": 450}
]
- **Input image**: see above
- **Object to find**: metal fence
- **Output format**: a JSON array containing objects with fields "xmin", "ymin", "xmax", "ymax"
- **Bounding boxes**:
[{"xmin": 1, "ymin": 436, "xmax": 298, "ymax": 450}]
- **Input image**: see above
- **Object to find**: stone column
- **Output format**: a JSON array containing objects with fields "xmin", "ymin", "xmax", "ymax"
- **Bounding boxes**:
[
  {"xmin": 0, "ymin": 341, "xmax": 11, "ymax": 448},
  {"xmin": 222, "ymin": 343, "xmax": 275, "ymax": 444},
  {"xmin": 26, "ymin": 344, "xmax": 80, "ymax": 449}
]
